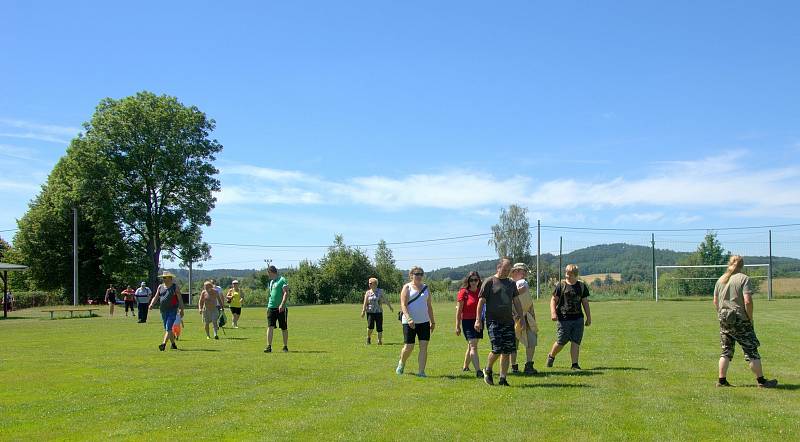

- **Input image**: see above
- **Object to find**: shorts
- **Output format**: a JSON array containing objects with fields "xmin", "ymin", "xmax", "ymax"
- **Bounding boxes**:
[
  {"xmin": 367, "ymin": 312, "xmax": 384, "ymax": 332},
  {"xmin": 230, "ymin": 307, "xmax": 242, "ymax": 315},
  {"xmin": 267, "ymin": 308, "xmax": 288, "ymax": 330},
  {"xmin": 161, "ymin": 310, "xmax": 178, "ymax": 332},
  {"xmin": 720, "ymin": 316, "xmax": 761, "ymax": 361},
  {"xmin": 203, "ymin": 308, "xmax": 219, "ymax": 325},
  {"xmin": 107, "ymin": 297, "xmax": 117, "ymax": 304},
  {"xmin": 402, "ymin": 321, "xmax": 431, "ymax": 344},
  {"xmin": 556, "ymin": 318, "xmax": 585, "ymax": 345},
  {"xmin": 125, "ymin": 300, "xmax": 136, "ymax": 311},
  {"xmin": 487, "ymin": 321, "xmax": 517, "ymax": 354},
  {"xmin": 461, "ymin": 319, "xmax": 484, "ymax": 340}
]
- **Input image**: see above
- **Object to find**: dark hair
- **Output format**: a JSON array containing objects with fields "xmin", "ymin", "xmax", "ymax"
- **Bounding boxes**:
[
  {"xmin": 268, "ymin": 265, "xmax": 278, "ymax": 274},
  {"xmin": 461, "ymin": 271, "xmax": 481, "ymax": 289},
  {"xmin": 496, "ymin": 257, "xmax": 512, "ymax": 269}
]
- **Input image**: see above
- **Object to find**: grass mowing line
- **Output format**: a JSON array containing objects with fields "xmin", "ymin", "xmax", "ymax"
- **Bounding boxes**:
[{"xmin": 0, "ymin": 301, "xmax": 798, "ymax": 440}]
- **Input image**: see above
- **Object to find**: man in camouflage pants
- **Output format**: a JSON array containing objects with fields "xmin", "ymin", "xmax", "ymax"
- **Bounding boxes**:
[{"xmin": 714, "ymin": 255, "xmax": 777, "ymax": 388}]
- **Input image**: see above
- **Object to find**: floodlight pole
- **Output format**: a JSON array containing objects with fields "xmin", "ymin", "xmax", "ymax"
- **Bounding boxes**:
[
  {"xmin": 768, "ymin": 230, "xmax": 773, "ymax": 301},
  {"xmin": 536, "ymin": 220, "xmax": 540, "ymax": 300},
  {"xmin": 73, "ymin": 207, "xmax": 78, "ymax": 306}
]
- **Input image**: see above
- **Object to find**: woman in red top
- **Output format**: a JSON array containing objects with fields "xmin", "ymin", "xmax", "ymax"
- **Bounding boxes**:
[{"xmin": 455, "ymin": 271, "xmax": 483, "ymax": 378}]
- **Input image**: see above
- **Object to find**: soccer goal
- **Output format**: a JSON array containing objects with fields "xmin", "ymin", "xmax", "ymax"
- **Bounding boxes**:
[{"xmin": 655, "ymin": 264, "xmax": 771, "ymax": 302}]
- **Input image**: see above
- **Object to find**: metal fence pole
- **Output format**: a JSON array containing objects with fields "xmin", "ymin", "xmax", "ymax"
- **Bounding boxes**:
[
  {"xmin": 536, "ymin": 220, "xmax": 540, "ymax": 300},
  {"xmin": 768, "ymin": 229, "xmax": 773, "ymax": 301}
]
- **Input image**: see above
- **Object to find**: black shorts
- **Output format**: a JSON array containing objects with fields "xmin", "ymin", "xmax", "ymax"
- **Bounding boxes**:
[
  {"xmin": 487, "ymin": 321, "xmax": 517, "ymax": 355},
  {"xmin": 402, "ymin": 321, "xmax": 431, "ymax": 344},
  {"xmin": 267, "ymin": 308, "xmax": 288, "ymax": 330},
  {"xmin": 107, "ymin": 297, "xmax": 117, "ymax": 304},
  {"xmin": 461, "ymin": 319, "xmax": 483, "ymax": 340},
  {"xmin": 230, "ymin": 307, "xmax": 242, "ymax": 315},
  {"xmin": 124, "ymin": 300, "xmax": 135, "ymax": 311},
  {"xmin": 366, "ymin": 312, "xmax": 383, "ymax": 332}
]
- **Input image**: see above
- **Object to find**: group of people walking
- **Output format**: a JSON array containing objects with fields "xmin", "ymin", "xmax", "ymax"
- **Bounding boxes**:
[
  {"xmin": 383, "ymin": 257, "xmax": 591, "ymax": 386},
  {"xmin": 104, "ymin": 282, "xmax": 153, "ymax": 322},
  {"xmin": 138, "ymin": 254, "xmax": 778, "ymax": 389}
]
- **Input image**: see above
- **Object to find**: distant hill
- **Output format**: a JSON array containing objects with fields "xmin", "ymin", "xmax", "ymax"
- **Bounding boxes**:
[{"xmin": 426, "ymin": 243, "xmax": 800, "ymax": 282}]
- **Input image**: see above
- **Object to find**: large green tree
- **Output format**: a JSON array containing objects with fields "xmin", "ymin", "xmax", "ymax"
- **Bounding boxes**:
[
  {"xmin": 489, "ymin": 204, "xmax": 531, "ymax": 263},
  {"xmin": 75, "ymin": 91, "xmax": 222, "ymax": 289}
]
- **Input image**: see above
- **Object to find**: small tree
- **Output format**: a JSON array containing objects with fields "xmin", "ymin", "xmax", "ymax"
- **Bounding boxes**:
[
  {"xmin": 286, "ymin": 260, "xmax": 322, "ymax": 304},
  {"xmin": 374, "ymin": 239, "xmax": 403, "ymax": 294},
  {"xmin": 318, "ymin": 235, "xmax": 376, "ymax": 303},
  {"xmin": 676, "ymin": 232, "xmax": 730, "ymax": 296},
  {"xmin": 489, "ymin": 204, "xmax": 531, "ymax": 263}
]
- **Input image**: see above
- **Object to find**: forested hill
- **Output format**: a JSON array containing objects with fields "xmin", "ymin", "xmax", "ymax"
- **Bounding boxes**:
[{"xmin": 426, "ymin": 243, "xmax": 800, "ymax": 282}]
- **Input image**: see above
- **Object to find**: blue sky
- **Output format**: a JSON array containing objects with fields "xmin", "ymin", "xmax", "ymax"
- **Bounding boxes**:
[{"xmin": 2, "ymin": 1, "xmax": 800, "ymax": 269}]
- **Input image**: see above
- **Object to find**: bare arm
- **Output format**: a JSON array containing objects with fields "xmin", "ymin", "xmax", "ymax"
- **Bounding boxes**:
[
  {"xmin": 279, "ymin": 286, "xmax": 289, "ymax": 312},
  {"xmin": 744, "ymin": 293, "xmax": 754, "ymax": 321},
  {"xmin": 216, "ymin": 291, "xmax": 225, "ymax": 309},
  {"xmin": 474, "ymin": 298, "xmax": 485, "ymax": 331},
  {"xmin": 713, "ymin": 292, "xmax": 719, "ymax": 311},
  {"xmin": 399, "ymin": 285, "xmax": 412, "ymax": 327},
  {"xmin": 149, "ymin": 286, "xmax": 160, "ymax": 309},
  {"xmin": 361, "ymin": 292, "xmax": 369, "ymax": 317},
  {"xmin": 198, "ymin": 292, "xmax": 205, "ymax": 312},
  {"xmin": 381, "ymin": 292, "xmax": 393, "ymax": 311},
  {"xmin": 550, "ymin": 295, "xmax": 558, "ymax": 321},
  {"xmin": 427, "ymin": 292, "xmax": 435, "ymax": 331},
  {"xmin": 582, "ymin": 297, "xmax": 591, "ymax": 326},
  {"xmin": 455, "ymin": 299, "xmax": 464, "ymax": 334}
]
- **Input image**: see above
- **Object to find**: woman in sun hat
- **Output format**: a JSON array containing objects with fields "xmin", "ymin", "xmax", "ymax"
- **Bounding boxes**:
[{"xmin": 148, "ymin": 271, "xmax": 185, "ymax": 351}]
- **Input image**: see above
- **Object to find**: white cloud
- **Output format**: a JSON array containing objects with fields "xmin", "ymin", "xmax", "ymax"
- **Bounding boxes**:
[
  {"xmin": 216, "ymin": 151, "xmax": 800, "ymax": 218},
  {"xmin": 0, "ymin": 179, "xmax": 40, "ymax": 192},
  {"xmin": 0, "ymin": 118, "xmax": 80, "ymax": 145},
  {"xmin": 0, "ymin": 144, "xmax": 39, "ymax": 161}
]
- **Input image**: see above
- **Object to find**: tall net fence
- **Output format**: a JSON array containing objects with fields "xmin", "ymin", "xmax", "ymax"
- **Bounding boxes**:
[{"xmin": 535, "ymin": 225, "xmax": 800, "ymax": 301}]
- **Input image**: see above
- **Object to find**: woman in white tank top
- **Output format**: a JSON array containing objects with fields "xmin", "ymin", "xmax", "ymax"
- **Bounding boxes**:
[{"xmin": 396, "ymin": 266, "xmax": 436, "ymax": 377}]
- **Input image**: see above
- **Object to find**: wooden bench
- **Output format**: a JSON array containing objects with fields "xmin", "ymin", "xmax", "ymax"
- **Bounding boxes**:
[{"xmin": 41, "ymin": 308, "xmax": 100, "ymax": 319}]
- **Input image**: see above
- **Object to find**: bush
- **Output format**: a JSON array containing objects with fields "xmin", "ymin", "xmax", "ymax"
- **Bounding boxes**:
[{"xmin": 9, "ymin": 291, "xmax": 67, "ymax": 309}]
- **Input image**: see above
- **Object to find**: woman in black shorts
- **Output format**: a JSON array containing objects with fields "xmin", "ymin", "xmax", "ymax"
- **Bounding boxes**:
[
  {"xmin": 360, "ymin": 278, "xmax": 394, "ymax": 345},
  {"xmin": 456, "ymin": 271, "xmax": 484, "ymax": 378}
]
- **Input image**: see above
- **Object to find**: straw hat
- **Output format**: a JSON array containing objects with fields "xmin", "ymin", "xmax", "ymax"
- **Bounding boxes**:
[{"xmin": 158, "ymin": 271, "xmax": 176, "ymax": 278}]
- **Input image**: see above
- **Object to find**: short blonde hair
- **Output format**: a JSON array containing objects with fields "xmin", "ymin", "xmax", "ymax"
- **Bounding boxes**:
[
  {"xmin": 565, "ymin": 264, "xmax": 579, "ymax": 277},
  {"xmin": 368, "ymin": 277, "xmax": 378, "ymax": 285}
]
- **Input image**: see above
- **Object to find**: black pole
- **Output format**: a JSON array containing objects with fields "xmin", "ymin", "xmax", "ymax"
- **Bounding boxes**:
[
  {"xmin": 652, "ymin": 233, "xmax": 656, "ymax": 300},
  {"xmin": 3, "ymin": 271, "xmax": 7, "ymax": 318},
  {"xmin": 559, "ymin": 236, "xmax": 563, "ymax": 281}
]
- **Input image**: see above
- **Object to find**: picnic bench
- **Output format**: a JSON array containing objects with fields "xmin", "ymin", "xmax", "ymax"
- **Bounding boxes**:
[{"xmin": 41, "ymin": 308, "xmax": 100, "ymax": 319}]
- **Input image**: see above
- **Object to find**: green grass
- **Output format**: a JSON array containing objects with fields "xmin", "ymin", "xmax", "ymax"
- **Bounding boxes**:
[{"xmin": 1, "ymin": 300, "xmax": 798, "ymax": 441}]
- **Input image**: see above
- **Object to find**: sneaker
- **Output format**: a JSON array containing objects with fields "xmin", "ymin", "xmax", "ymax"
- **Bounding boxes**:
[
  {"xmin": 484, "ymin": 370, "xmax": 494, "ymax": 386},
  {"xmin": 571, "ymin": 363, "xmax": 582, "ymax": 371},
  {"xmin": 396, "ymin": 363, "xmax": 405, "ymax": 375},
  {"xmin": 206, "ymin": 336, "xmax": 211, "ymax": 340},
  {"xmin": 233, "ymin": 325, "xmax": 239, "ymax": 329},
  {"xmin": 214, "ymin": 335, "xmax": 219, "ymax": 340},
  {"xmin": 716, "ymin": 380, "xmax": 733, "ymax": 387},
  {"xmin": 476, "ymin": 370, "xmax": 484, "ymax": 379},
  {"xmin": 417, "ymin": 372, "xmax": 427, "ymax": 378},
  {"xmin": 377, "ymin": 340, "xmax": 383, "ymax": 345},
  {"xmin": 367, "ymin": 337, "xmax": 371, "ymax": 345},
  {"xmin": 171, "ymin": 343, "xmax": 178, "ymax": 350},
  {"xmin": 462, "ymin": 367, "xmax": 470, "ymax": 372},
  {"xmin": 511, "ymin": 364, "xmax": 520, "ymax": 374},
  {"xmin": 546, "ymin": 355, "xmax": 555, "ymax": 367},
  {"xmin": 282, "ymin": 346, "xmax": 288, "ymax": 353},
  {"xmin": 498, "ymin": 377, "xmax": 510, "ymax": 386},
  {"xmin": 158, "ymin": 343, "xmax": 166, "ymax": 351},
  {"xmin": 524, "ymin": 362, "xmax": 538, "ymax": 375},
  {"xmin": 758, "ymin": 379, "xmax": 778, "ymax": 389},
  {"xmin": 264, "ymin": 345, "xmax": 272, "ymax": 353}
]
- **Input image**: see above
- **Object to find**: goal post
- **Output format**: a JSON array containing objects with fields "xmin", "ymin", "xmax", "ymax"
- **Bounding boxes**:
[{"xmin": 655, "ymin": 264, "xmax": 772, "ymax": 302}]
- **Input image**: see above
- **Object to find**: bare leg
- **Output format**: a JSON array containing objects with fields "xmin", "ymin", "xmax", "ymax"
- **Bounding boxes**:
[
  {"xmin": 486, "ymin": 352, "xmax": 500, "ymax": 371},
  {"xmin": 418, "ymin": 340, "xmax": 429, "ymax": 374},
  {"xmin": 400, "ymin": 343, "xmax": 415, "ymax": 365},
  {"xmin": 511, "ymin": 350, "xmax": 518, "ymax": 366},
  {"xmin": 550, "ymin": 342, "xmax": 565, "ymax": 357},
  {"xmin": 526, "ymin": 345, "xmax": 536, "ymax": 363},
  {"xmin": 469, "ymin": 339, "xmax": 481, "ymax": 371},
  {"xmin": 168, "ymin": 331, "xmax": 176, "ymax": 345},
  {"xmin": 204, "ymin": 322, "xmax": 210, "ymax": 338},
  {"xmin": 377, "ymin": 332, "xmax": 383, "ymax": 344},
  {"xmin": 212, "ymin": 320, "xmax": 219, "ymax": 336},
  {"xmin": 161, "ymin": 331, "xmax": 170, "ymax": 345},
  {"xmin": 281, "ymin": 329, "xmax": 288, "ymax": 347},
  {"xmin": 570, "ymin": 343, "xmax": 580, "ymax": 364},
  {"xmin": 463, "ymin": 346, "xmax": 471, "ymax": 369},
  {"xmin": 367, "ymin": 328, "xmax": 374, "ymax": 341},
  {"xmin": 718, "ymin": 356, "xmax": 731, "ymax": 377},
  {"xmin": 500, "ymin": 354, "xmax": 510, "ymax": 378},
  {"xmin": 267, "ymin": 326, "xmax": 274, "ymax": 346},
  {"xmin": 233, "ymin": 313, "xmax": 240, "ymax": 327},
  {"xmin": 748, "ymin": 358, "xmax": 765, "ymax": 378}
]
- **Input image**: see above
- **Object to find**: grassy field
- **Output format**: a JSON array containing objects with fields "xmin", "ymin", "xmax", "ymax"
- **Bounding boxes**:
[{"xmin": 1, "ymin": 299, "xmax": 798, "ymax": 441}]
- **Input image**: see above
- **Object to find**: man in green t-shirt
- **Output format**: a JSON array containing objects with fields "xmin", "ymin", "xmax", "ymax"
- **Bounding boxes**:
[{"xmin": 264, "ymin": 265, "xmax": 289, "ymax": 353}]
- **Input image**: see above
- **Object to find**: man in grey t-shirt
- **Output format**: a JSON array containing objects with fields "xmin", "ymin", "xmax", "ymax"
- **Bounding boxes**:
[{"xmin": 475, "ymin": 258, "xmax": 523, "ymax": 386}]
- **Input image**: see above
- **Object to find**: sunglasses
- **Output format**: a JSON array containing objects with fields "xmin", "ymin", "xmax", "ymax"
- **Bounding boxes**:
[
  {"xmin": 412, "ymin": 272, "xmax": 424, "ymax": 276},
  {"xmin": 469, "ymin": 278, "xmax": 479, "ymax": 282}
]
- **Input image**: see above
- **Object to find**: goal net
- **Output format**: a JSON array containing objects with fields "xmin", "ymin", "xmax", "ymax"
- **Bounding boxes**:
[{"xmin": 655, "ymin": 264, "xmax": 771, "ymax": 301}]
